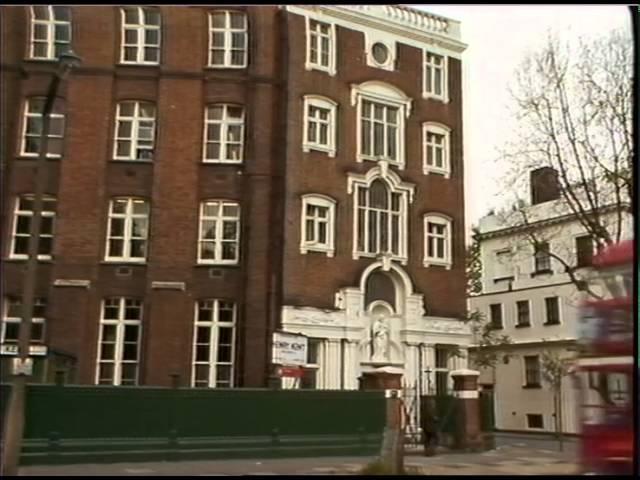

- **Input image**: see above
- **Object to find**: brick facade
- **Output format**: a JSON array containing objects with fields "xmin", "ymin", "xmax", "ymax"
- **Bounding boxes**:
[{"xmin": 1, "ymin": 6, "xmax": 467, "ymax": 389}]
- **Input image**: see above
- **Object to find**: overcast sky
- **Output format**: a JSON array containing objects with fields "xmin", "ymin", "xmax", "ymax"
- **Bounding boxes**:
[{"xmin": 410, "ymin": 4, "xmax": 633, "ymax": 236}]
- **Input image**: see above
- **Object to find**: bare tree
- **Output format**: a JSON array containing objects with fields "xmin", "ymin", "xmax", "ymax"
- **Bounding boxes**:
[
  {"xmin": 497, "ymin": 27, "xmax": 632, "ymax": 296},
  {"xmin": 540, "ymin": 347, "xmax": 575, "ymax": 452}
]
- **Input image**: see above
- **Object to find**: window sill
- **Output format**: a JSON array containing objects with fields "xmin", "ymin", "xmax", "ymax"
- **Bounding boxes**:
[
  {"xmin": 16, "ymin": 154, "xmax": 62, "ymax": 161},
  {"xmin": 531, "ymin": 269, "xmax": 553, "ymax": 277},
  {"xmin": 5, "ymin": 257, "xmax": 53, "ymax": 263},
  {"xmin": 205, "ymin": 65, "xmax": 248, "ymax": 70},
  {"xmin": 304, "ymin": 63, "xmax": 336, "ymax": 77},
  {"xmin": 117, "ymin": 62, "xmax": 161, "ymax": 68},
  {"xmin": 302, "ymin": 144, "xmax": 336, "ymax": 158},
  {"xmin": 423, "ymin": 260, "xmax": 452, "ymax": 270},
  {"xmin": 423, "ymin": 167, "xmax": 451, "ymax": 179},
  {"xmin": 543, "ymin": 322, "xmax": 561, "ymax": 327},
  {"xmin": 301, "ymin": 246, "xmax": 335, "ymax": 258},
  {"xmin": 515, "ymin": 323, "xmax": 531, "ymax": 329},
  {"xmin": 194, "ymin": 262, "xmax": 240, "ymax": 268},
  {"xmin": 201, "ymin": 159, "xmax": 244, "ymax": 165},
  {"xmin": 522, "ymin": 384, "xmax": 542, "ymax": 389},
  {"xmin": 358, "ymin": 156, "xmax": 404, "ymax": 169},
  {"xmin": 101, "ymin": 260, "xmax": 147, "ymax": 265},
  {"xmin": 422, "ymin": 92, "xmax": 450, "ymax": 104}
]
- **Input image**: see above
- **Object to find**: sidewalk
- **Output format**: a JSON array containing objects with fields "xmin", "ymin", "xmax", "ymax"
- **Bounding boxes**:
[{"xmin": 18, "ymin": 445, "xmax": 580, "ymax": 476}]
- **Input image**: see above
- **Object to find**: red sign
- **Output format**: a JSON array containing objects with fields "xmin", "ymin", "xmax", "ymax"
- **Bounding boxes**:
[{"xmin": 277, "ymin": 366, "xmax": 303, "ymax": 378}]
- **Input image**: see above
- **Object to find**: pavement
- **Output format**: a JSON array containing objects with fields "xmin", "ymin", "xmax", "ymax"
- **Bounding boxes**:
[{"xmin": 18, "ymin": 433, "xmax": 581, "ymax": 476}]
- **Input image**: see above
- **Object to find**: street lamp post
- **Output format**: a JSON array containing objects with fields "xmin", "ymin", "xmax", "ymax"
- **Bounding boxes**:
[{"xmin": 0, "ymin": 50, "xmax": 82, "ymax": 476}]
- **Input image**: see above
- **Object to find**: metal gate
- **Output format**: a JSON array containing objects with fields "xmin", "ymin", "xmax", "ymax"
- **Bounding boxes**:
[{"xmin": 401, "ymin": 382, "xmax": 422, "ymax": 447}]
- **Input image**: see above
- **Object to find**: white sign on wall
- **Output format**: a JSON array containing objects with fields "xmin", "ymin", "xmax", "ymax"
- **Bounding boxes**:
[{"xmin": 272, "ymin": 331, "xmax": 308, "ymax": 366}]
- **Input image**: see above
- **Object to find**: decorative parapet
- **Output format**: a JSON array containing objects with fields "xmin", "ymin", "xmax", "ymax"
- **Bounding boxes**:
[{"xmin": 339, "ymin": 5, "xmax": 462, "ymax": 42}]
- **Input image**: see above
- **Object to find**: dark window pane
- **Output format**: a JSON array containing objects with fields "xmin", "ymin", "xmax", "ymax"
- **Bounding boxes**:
[
  {"xmin": 100, "ymin": 343, "xmax": 115, "ymax": 360},
  {"xmin": 99, "ymin": 363, "xmax": 114, "ymax": 382},
  {"xmin": 4, "ymin": 323, "xmax": 20, "ymax": 342},
  {"xmin": 123, "ymin": 343, "xmax": 138, "ymax": 361},
  {"xmin": 38, "ymin": 237, "xmax": 52, "ymax": 255}
]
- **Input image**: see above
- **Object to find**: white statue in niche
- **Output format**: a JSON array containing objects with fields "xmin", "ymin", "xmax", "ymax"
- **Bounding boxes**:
[{"xmin": 371, "ymin": 315, "xmax": 390, "ymax": 362}]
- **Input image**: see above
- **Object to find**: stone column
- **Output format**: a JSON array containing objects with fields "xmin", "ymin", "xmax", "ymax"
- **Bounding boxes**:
[
  {"xmin": 343, "ymin": 340, "xmax": 358, "ymax": 390},
  {"xmin": 324, "ymin": 339, "xmax": 340, "ymax": 389},
  {"xmin": 450, "ymin": 369, "xmax": 482, "ymax": 451},
  {"xmin": 421, "ymin": 344, "xmax": 436, "ymax": 395}
]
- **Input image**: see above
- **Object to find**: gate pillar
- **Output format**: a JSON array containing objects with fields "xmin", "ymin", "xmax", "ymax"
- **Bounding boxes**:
[{"xmin": 450, "ymin": 369, "xmax": 482, "ymax": 451}]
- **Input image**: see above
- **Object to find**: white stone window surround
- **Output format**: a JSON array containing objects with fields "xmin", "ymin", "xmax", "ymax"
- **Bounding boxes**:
[
  {"xmin": 348, "ymin": 163, "xmax": 415, "ymax": 264},
  {"xmin": 113, "ymin": 101, "xmax": 157, "ymax": 161},
  {"xmin": 364, "ymin": 31, "xmax": 396, "ymax": 71},
  {"xmin": 515, "ymin": 298, "xmax": 532, "ymax": 327},
  {"xmin": 302, "ymin": 95, "xmax": 337, "ymax": 157},
  {"xmin": 29, "ymin": 6, "xmax": 72, "ymax": 61},
  {"xmin": 522, "ymin": 354, "xmax": 542, "ymax": 388},
  {"xmin": 423, "ymin": 213, "xmax": 452, "ymax": 269},
  {"xmin": 95, "ymin": 297, "xmax": 143, "ymax": 386},
  {"xmin": 208, "ymin": 10, "xmax": 248, "ymax": 69},
  {"xmin": 423, "ymin": 49, "xmax": 449, "ymax": 103},
  {"xmin": 120, "ymin": 6, "xmax": 161, "ymax": 65},
  {"xmin": 9, "ymin": 194, "xmax": 57, "ymax": 260},
  {"xmin": 305, "ymin": 16, "xmax": 337, "ymax": 76},
  {"xmin": 543, "ymin": 296, "xmax": 563, "ymax": 326},
  {"xmin": 300, "ymin": 194, "xmax": 336, "ymax": 257},
  {"xmin": 351, "ymin": 81, "xmax": 412, "ymax": 170},
  {"xmin": 191, "ymin": 299, "xmax": 237, "ymax": 388},
  {"xmin": 422, "ymin": 122, "xmax": 451, "ymax": 178}
]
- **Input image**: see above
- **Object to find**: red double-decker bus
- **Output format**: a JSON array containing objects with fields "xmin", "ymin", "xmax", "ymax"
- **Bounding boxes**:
[{"xmin": 575, "ymin": 240, "xmax": 634, "ymax": 475}]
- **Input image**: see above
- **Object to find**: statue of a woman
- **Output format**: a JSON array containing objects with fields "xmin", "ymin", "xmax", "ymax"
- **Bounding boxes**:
[{"xmin": 371, "ymin": 316, "xmax": 389, "ymax": 362}]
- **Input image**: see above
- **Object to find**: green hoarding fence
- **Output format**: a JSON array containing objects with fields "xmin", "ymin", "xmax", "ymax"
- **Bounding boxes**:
[{"xmin": 0, "ymin": 384, "xmax": 386, "ymax": 465}]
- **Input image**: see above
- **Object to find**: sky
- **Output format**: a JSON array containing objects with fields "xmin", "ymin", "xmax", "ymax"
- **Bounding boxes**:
[{"xmin": 410, "ymin": 4, "xmax": 633, "ymax": 236}]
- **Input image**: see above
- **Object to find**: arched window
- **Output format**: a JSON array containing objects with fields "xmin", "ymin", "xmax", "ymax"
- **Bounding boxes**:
[{"xmin": 356, "ymin": 179, "xmax": 403, "ymax": 258}]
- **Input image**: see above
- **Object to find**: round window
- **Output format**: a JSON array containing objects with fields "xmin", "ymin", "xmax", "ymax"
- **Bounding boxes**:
[{"xmin": 371, "ymin": 42, "xmax": 390, "ymax": 65}]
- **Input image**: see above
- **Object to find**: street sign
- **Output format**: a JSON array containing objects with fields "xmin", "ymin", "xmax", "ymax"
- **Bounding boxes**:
[
  {"xmin": 0, "ymin": 344, "xmax": 48, "ymax": 356},
  {"xmin": 272, "ymin": 331, "xmax": 308, "ymax": 366}
]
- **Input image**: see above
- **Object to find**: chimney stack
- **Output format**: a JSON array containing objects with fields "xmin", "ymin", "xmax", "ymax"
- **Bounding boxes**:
[{"xmin": 530, "ymin": 167, "xmax": 560, "ymax": 205}]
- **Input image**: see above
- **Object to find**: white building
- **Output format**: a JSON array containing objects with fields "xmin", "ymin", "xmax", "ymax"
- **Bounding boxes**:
[{"xmin": 468, "ymin": 168, "xmax": 632, "ymax": 434}]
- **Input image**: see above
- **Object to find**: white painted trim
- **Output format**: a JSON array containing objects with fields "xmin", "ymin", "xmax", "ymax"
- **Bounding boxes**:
[
  {"xmin": 304, "ymin": 16, "xmax": 337, "ymax": 76},
  {"xmin": 119, "ymin": 7, "xmax": 161, "ymax": 66},
  {"xmin": 202, "ymin": 104, "xmax": 245, "ymax": 164},
  {"xmin": 105, "ymin": 197, "xmax": 150, "ymax": 262},
  {"xmin": 95, "ymin": 298, "xmax": 142, "ymax": 386},
  {"xmin": 286, "ymin": 6, "xmax": 466, "ymax": 58},
  {"xmin": 300, "ymin": 194, "xmax": 336, "ymax": 257},
  {"xmin": 423, "ymin": 213, "xmax": 452, "ymax": 269},
  {"xmin": 20, "ymin": 98, "xmax": 64, "ymax": 158},
  {"xmin": 113, "ymin": 101, "xmax": 156, "ymax": 161},
  {"xmin": 197, "ymin": 200, "xmax": 241, "ymax": 265},
  {"xmin": 207, "ymin": 10, "xmax": 248, "ymax": 69},
  {"xmin": 29, "ymin": 6, "xmax": 72, "ymax": 61},
  {"xmin": 423, "ymin": 49, "xmax": 449, "ymax": 103},
  {"xmin": 348, "ymin": 167, "xmax": 414, "ymax": 263},
  {"xmin": 351, "ymin": 81, "xmax": 411, "ymax": 169},
  {"xmin": 364, "ymin": 33, "xmax": 396, "ymax": 71},
  {"xmin": 422, "ymin": 122, "xmax": 451, "ymax": 178},
  {"xmin": 302, "ymin": 95, "xmax": 337, "ymax": 158},
  {"xmin": 53, "ymin": 279, "xmax": 90, "ymax": 288}
]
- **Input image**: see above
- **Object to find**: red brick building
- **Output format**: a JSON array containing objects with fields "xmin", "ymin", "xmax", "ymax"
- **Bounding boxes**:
[{"xmin": 1, "ymin": 6, "xmax": 470, "ymax": 392}]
